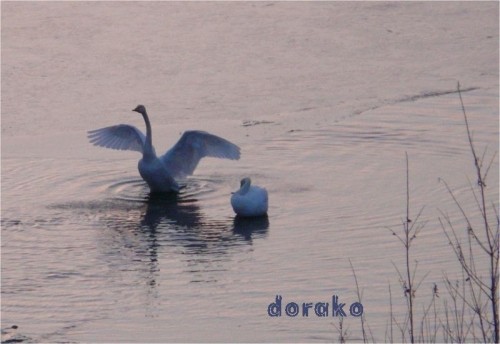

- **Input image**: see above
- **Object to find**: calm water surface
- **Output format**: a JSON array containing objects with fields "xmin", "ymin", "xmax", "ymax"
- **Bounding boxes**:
[{"xmin": 2, "ymin": 2, "xmax": 498, "ymax": 343}]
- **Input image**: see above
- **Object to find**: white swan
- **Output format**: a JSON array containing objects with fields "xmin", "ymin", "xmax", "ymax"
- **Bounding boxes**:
[
  {"xmin": 88, "ymin": 105, "xmax": 240, "ymax": 193},
  {"xmin": 231, "ymin": 177, "xmax": 268, "ymax": 217}
]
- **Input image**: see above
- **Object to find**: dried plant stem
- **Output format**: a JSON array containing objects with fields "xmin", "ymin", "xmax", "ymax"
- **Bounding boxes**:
[
  {"xmin": 389, "ymin": 283, "xmax": 394, "ymax": 343},
  {"xmin": 387, "ymin": 153, "xmax": 427, "ymax": 343},
  {"xmin": 439, "ymin": 82, "xmax": 499, "ymax": 343},
  {"xmin": 349, "ymin": 259, "xmax": 371, "ymax": 343},
  {"xmin": 405, "ymin": 152, "xmax": 416, "ymax": 344}
]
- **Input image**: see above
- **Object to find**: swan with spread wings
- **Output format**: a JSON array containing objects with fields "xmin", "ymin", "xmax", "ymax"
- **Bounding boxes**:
[{"xmin": 88, "ymin": 105, "xmax": 240, "ymax": 193}]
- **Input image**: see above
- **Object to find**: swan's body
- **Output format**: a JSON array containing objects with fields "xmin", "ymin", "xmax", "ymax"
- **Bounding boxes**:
[
  {"xmin": 88, "ymin": 105, "xmax": 240, "ymax": 193},
  {"xmin": 231, "ymin": 177, "xmax": 268, "ymax": 217}
]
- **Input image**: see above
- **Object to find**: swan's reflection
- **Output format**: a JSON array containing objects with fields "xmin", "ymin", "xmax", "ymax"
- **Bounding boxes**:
[
  {"xmin": 232, "ymin": 215, "xmax": 269, "ymax": 242},
  {"xmin": 98, "ymin": 190, "xmax": 269, "ymax": 287},
  {"xmin": 140, "ymin": 192, "xmax": 202, "ymax": 230},
  {"xmin": 124, "ymin": 192, "xmax": 270, "ymax": 253}
]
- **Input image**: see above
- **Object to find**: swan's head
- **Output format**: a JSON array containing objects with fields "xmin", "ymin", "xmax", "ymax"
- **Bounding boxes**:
[
  {"xmin": 240, "ymin": 177, "xmax": 252, "ymax": 188},
  {"xmin": 132, "ymin": 104, "xmax": 146, "ymax": 114},
  {"xmin": 236, "ymin": 177, "xmax": 252, "ymax": 194}
]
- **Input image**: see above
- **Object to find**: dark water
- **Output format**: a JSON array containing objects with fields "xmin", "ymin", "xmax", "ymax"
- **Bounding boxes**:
[{"xmin": 2, "ymin": 2, "xmax": 498, "ymax": 342}]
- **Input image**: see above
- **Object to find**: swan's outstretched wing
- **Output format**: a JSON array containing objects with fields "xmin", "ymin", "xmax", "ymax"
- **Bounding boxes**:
[
  {"xmin": 160, "ymin": 130, "xmax": 240, "ymax": 179},
  {"xmin": 87, "ymin": 124, "xmax": 146, "ymax": 153}
]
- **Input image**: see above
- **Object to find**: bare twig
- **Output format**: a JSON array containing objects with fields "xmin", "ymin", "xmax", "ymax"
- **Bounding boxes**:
[
  {"xmin": 349, "ymin": 259, "xmax": 368, "ymax": 343},
  {"xmin": 438, "ymin": 83, "xmax": 499, "ymax": 343}
]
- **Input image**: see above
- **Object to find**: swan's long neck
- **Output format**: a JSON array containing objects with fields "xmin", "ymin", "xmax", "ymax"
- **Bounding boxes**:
[
  {"xmin": 240, "ymin": 178, "xmax": 251, "ymax": 195},
  {"xmin": 141, "ymin": 109, "xmax": 156, "ymax": 160}
]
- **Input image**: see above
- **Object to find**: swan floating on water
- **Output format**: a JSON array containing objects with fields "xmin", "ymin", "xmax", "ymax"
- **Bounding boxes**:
[
  {"xmin": 231, "ymin": 177, "xmax": 268, "ymax": 217},
  {"xmin": 88, "ymin": 105, "xmax": 240, "ymax": 193}
]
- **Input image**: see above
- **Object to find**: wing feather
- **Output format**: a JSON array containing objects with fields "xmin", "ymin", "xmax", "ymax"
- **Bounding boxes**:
[
  {"xmin": 160, "ymin": 130, "xmax": 240, "ymax": 179},
  {"xmin": 87, "ymin": 124, "xmax": 146, "ymax": 153}
]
